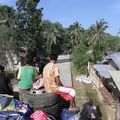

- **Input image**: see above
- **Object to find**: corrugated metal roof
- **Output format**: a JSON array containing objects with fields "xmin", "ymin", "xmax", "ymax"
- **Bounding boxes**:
[
  {"xmin": 101, "ymin": 52, "xmax": 120, "ymax": 64},
  {"xmin": 109, "ymin": 71, "xmax": 120, "ymax": 92},
  {"xmin": 111, "ymin": 52, "xmax": 120, "ymax": 70},
  {"xmin": 93, "ymin": 64, "xmax": 116, "ymax": 78}
]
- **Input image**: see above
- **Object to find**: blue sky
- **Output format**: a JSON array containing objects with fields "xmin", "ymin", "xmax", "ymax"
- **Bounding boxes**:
[{"xmin": 0, "ymin": 0, "xmax": 120, "ymax": 36}]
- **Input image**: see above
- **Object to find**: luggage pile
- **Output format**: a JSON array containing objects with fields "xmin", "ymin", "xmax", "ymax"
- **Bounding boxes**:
[
  {"xmin": 0, "ymin": 95, "xmax": 31, "ymax": 120},
  {"xmin": 0, "ymin": 95, "xmax": 56, "ymax": 120},
  {"xmin": 0, "ymin": 94, "xmax": 81, "ymax": 120}
]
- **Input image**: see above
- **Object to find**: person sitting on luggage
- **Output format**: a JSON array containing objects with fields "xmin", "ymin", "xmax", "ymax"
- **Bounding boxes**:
[
  {"xmin": 0, "ymin": 65, "xmax": 13, "ymax": 95},
  {"xmin": 17, "ymin": 57, "xmax": 38, "ymax": 102},
  {"xmin": 85, "ymin": 99, "xmax": 97, "ymax": 120},
  {"xmin": 43, "ymin": 53, "xmax": 77, "ymax": 111}
]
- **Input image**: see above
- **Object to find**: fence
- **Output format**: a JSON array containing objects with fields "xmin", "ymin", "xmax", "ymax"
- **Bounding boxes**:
[{"xmin": 87, "ymin": 62, "xmax": 104, "ymax": 92}]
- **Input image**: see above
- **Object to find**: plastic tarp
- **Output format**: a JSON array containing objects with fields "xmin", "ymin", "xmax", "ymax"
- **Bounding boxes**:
[
  {"xmin": 93, "ymin": 64, "xmax": 116, "ymax": 79},
  {"xmin": 109, "ymin": 71, "xmax": 120, "ymax": 92}
]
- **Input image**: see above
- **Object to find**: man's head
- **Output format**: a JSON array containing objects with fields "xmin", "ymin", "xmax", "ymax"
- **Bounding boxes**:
[
  {"xmin": 49, "ymin": 53, "xmax": 58, "ymax": 62},
  {"xmin": 24, "ymin": 57, "xmax": 32, "ymax": 65},
  {"xmin": 89, "ymin": 99, "xmax": 94, "ymax": 106},
  {"xmin": 35, "ymin": 62, "xmax": 39, "ymax": 67}
]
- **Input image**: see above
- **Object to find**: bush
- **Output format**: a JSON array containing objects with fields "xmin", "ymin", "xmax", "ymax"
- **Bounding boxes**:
[
  {"xmin": 93, "ymin": 41, "xmax": 106, "ymax": 62},
  {"xmin": 72, "ymin": 43, "xmax": 89, "ymax": 72}
]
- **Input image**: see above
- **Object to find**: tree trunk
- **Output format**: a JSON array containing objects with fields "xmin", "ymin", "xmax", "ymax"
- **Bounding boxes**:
[{"xmin": 6, "ymin": 50, "xmax": 14, "ymax": 70}]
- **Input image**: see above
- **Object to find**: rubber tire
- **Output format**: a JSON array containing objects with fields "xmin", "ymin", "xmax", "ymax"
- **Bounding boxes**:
[
  {"xmin": 23, "ymin": 92, "xmax": 61, "ymax": 118},
  {"xmin": 24, "ymin": 93, "xmax": 60, "ymax": 108}
]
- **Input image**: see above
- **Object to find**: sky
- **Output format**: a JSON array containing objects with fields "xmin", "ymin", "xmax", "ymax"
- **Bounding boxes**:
[{"xmin": 0, "ymin": 0, "xmax": 120, "ymax": 36}]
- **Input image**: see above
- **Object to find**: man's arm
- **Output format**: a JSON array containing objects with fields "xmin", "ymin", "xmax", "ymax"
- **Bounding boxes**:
[
  {"xmin": 55, "ymin": 76, "xmax": 63, "ymax": 86},
  {"xmin": 34, "ymin": 67, "xmax": 39, "ymax": 80},
  {"xmin": 17, "ymin": 67, "xmax": 21, "ymax": 80},
  {"xmin": 54, "ymin": 65, "xmax": 63, "ymax": 86}
]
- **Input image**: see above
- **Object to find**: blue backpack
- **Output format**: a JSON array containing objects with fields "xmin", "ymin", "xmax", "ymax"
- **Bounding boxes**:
[
  {"xmin": 61, "ymin": 108, "xmax": 81, "ymax": 120},
  {"xmin": 0, "ymin": 111, "xmax": 29, "ymax": 120}
]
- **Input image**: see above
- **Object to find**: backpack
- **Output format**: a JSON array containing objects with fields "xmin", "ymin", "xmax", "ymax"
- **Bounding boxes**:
[
  {"xmin": 3, "ymin": 99, "xmax": 32, "ymax": 117},
  {"xmin": 0, "ymin": 111, "xmax": 27, "ymax": 120},
  {"xmin": 30, "ymin": 110, "xmax": 55, "ymax": 120},
  {"xmin": 0, "ymin": 95, "xmax": 12, "ymax": 110},
  {"xmin": 61, "ymin": 108, "xmax": 81, "ymax": 120}
]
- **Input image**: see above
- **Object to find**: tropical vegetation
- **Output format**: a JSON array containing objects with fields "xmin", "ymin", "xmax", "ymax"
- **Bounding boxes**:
[{"xmin": 0, "ymin": 0, "xmax": 120, "ymax": 71}]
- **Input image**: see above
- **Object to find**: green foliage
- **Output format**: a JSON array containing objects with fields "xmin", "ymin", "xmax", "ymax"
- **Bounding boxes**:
[
  {"xmin": 72, "ymin": 43, "xmax": 89, "ymax": 71},
  {"xmin": 69, "ymin": 22, "xmax": 84, "ymax": 46},
  {"xmin": 82, "ymin": 29, "xmax": 92, "ymax": 46},
  {"xmin": 42, "ymin": 20, "xmax": 65, "ymax": 55},
  {"xmin": 0, "ymin": 2, "xmax": 120, "ymax": 67},
  {"xmin": 0, "ymin": 24, "xmax": 14, "ymax": 50},
  {"xmin": 0, "ymin": 49, "xmax": 7, "ymax": 65},
  {"xmin": 0, "ymin": 5, "xmax": 15, "ymax": 26},
  {"xmin": 90, "ymin": 19, "xmax": 108, "ymax": 44},
  {"xmin": 0, "ymin": 5, "xmax": 15, "ymax": 50},
  {"xmin": 93, "ymin": 41, "xmax": 107, "ymax": 62},
  {"xmin": 106, "ymin": 36, "xmax": 120, "ymax": 51},
  {"xmin": 14, "ymin": 0, "xmax": 43, "ymax": 56},
  {"xmin": 0, "ymin": 5, "xmax": 15, "ymax": 65}
]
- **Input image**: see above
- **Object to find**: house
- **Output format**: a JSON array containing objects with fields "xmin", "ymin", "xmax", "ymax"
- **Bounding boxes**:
[{"xmin": 88, "ymin": 52, "xmax": 120, "ymax": 120}]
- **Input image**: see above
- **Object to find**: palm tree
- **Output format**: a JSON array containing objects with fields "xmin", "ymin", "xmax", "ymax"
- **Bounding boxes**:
[
  {"xmin": 47, "ymin": 27, "xmax": 57, "ymax": 46},
  {"xmin": 90, "ymin": 19, "xmax": 108, "ymax": 44},
  {"xmin": 42, "ymin": 22, "xmax": 63, "ymax": 53},
  {"xmin": 0, "ymin": 5, "xmax": 14, "ymax": 26},
  {"xmin": 70, "ymin": 22, "xmax": 83, "ymax": 45}
]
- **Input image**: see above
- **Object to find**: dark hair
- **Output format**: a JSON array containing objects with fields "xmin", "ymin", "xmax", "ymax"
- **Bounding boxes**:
[
  {"xmin": 49, "ymin": 53, "xmax": 58, "ymax": 61},
  {"xmin": 89, "ymin": 99, "xmax": 93, "ymax": 106},
  {"xmin": 0, "ymin": 65, "xmax": 5, "ymax": 71},
  {"xmin": 24, "ymin": 57, "xmax": 32, "ymax": 65}
]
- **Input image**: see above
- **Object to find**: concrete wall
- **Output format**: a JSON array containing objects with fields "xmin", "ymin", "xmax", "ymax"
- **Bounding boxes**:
[{"xmin": 57, "ymin": 55, "xmax": 72, "ymax": 86}]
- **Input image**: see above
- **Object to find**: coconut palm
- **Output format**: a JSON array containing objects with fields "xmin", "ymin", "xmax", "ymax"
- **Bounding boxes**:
[
  {"xmin": 47, "ymin": 28, "xmax": 57, "ymax": 46},
  {"xmin": 70, "ymin": 22, "xmax": 83, "ymax": 45},
  {"xmin": 90, "ymin": 19, "xmax": 108, "ymax": 44},
  {"xmin": 0, "ymin": 5, "xmax": 14, "ymax": 26},
  {"xmin": 42, "ymin": 21, "xmax": 64, "ymax": 53}
]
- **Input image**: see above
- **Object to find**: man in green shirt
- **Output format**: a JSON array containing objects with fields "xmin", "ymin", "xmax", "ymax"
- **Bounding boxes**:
[{"xmin": 17, "ymin": 57, "xmax": 38, "ymax": 102}]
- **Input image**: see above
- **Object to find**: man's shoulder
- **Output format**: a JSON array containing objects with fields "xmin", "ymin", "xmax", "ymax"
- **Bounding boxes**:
[
  {"xmin": 50, "ymin": 63, "xmax": 58, "ymax": 69},
  {"xmin": 44, "ymin": 63, "xmax": 58, "ymax": 70}
]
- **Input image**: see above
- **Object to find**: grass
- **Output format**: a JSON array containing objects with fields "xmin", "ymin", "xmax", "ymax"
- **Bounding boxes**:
[
  {"xmin": 84, "ymin": 84, "xmax": 108, "ymax": 120},
  {"xmin": 71, "ymin": 63, "xmax": 108, "ymax": 120}
]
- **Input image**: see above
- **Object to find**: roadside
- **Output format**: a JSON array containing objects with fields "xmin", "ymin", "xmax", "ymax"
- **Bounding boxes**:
[
  {"xmin": 10, "ymin": 54, "xmax": 115, "ymax": 120},
  {"xmin": 71, "ymin": 63, "xmax": 115, "ymax": 120}
]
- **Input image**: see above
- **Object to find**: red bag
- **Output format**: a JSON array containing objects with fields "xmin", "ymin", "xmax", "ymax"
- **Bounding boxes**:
[{"xmin": 30, "ymin": 110, "xmax": 55, "ymax": 120}]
